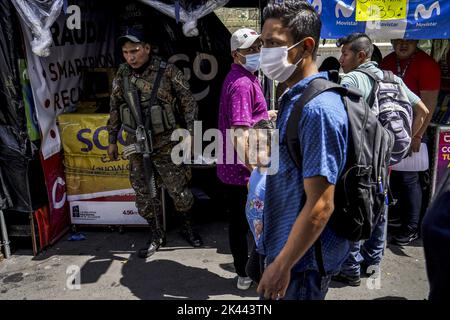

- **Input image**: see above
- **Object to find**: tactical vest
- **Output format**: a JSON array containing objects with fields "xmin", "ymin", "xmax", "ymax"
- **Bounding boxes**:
[{"xmin": 119, "ymin": 61, "xmax": 178, "ymax": 135}]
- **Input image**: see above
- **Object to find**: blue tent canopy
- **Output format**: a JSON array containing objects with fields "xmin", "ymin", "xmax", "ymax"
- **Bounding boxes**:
[{"xmin": 308, "ymin": 0, "xmax": 450, "ymax": 40}]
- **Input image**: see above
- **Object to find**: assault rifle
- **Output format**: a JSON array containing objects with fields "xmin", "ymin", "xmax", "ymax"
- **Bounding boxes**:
[{"xmin": 122, "ymin": 77, "xmax": 158, "ymax": 199}]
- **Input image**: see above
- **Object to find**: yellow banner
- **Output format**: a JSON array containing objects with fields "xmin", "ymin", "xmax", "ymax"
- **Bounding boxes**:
[
  {"xmin": 58, "ymin": 113, "xmax": 132, "ymax": 199},
  {"xmin": 356, "ymin": 0, "xmax": 407, "ymax": 21}
]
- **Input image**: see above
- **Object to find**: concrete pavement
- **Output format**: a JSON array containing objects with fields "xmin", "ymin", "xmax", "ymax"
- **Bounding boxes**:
[{"xmin": 0, "ymin": 220, "xmax": 429, "ymax": 300}]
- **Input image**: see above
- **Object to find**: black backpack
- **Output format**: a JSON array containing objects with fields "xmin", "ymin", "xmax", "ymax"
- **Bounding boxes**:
[{"xmin": 285, "ymin": 74, "xmax": 393, "ymax": 242}]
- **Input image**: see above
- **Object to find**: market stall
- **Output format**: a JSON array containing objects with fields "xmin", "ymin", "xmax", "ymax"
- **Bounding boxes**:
[
  {"xmin": 1, "ymin": 0, "xmax": 243, "ymax": 256},
  {"xmin": 1, "ymin": 0, "xmax": 450, "ymax": 258}
]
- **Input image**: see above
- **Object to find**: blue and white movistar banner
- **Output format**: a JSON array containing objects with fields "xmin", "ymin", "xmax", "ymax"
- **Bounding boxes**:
[{"xmin": 308, "ymin": 0, "xmax": 450, "ymax": 40}]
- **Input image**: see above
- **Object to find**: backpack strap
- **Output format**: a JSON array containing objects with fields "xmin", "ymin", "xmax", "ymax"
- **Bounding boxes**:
[
  {"xmin": 352, "ymin": 68, "xmax": 380, "ymax": 108},
  {"xmin": 285, "ymin": 77, "xmax": 348, "ymax": 168},
  {"xmin": 132, "ymin": 61, "xmax": 167, "ymax": 132},
  {"xmin": 149, "ymin": 61, "xmax": 167, "ymax": 108},
  {"xmin": 284, "ymin": 77, "xmax": 355, "ymax": 278},
  {"xmin": 123, "ymin": 75, "xmax": 144, "ymax": 126},
  {"xmin": 382, "ymin": 70, "xmax": 396, "ymax": 83}
]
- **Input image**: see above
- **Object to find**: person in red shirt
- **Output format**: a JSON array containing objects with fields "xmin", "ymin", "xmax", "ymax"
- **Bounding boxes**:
[{"xmin": 381, "ymin": 39, "xmax": 441, "ymax": 246}]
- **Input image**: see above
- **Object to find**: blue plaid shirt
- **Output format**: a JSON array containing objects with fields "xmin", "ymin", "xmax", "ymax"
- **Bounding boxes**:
[{"xmin": 262, "ymin": 72, "xmax": 351, "ymax": 274}]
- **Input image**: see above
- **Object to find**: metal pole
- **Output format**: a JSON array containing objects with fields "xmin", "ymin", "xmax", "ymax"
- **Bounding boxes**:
[
  {"xmin": 29, "ymin": 212, "xmax": 38, "ymax": 256},
  {"xmin": 0, "ymin": 209, "xmax": 11, "ymax": 258},
  {"xmin": 271, "ymin": 80, "xmax": 277, "ymax": 110}
]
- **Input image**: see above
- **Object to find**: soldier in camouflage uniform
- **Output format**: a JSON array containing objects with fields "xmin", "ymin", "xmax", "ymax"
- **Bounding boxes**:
[{"xmin": 107, "ymin": 28, "xmax": 202, "ymax": 258}]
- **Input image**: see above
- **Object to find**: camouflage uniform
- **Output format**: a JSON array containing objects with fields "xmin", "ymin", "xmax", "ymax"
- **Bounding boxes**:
[{"xmin": 107, "ymin": 55, "xmax": 197, "ymax": 222}]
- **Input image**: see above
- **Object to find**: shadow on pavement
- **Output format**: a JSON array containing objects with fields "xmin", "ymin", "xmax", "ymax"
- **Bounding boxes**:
[
  {"xmin": 16, "ymin": 221, "xmax": 258, "ymax": 300},
  {"xmin": 120, "ymin": 258, "xmax": 256, "ymax": 300},
  {"xmin": 373, "ymin": 296, "xmax": 408, "ymax": 300}
]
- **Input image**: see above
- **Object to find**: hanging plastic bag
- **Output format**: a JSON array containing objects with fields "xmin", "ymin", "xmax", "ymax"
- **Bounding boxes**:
[
  {"xmin": 11, "ymin": 0, "xmax": 63, "ymax": 57},
  {"xmin": 138, "ymin": 0, "xmax": 229, "ymax": 37}
]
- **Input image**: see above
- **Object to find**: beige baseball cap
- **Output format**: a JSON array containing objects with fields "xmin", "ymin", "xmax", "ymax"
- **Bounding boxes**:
[{"xmin": 230, "ymin": 28, "xmax": 260, "ymax": 52}]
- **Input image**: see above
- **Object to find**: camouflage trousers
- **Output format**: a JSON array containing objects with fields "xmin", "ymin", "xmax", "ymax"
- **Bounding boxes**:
[{"xmin": 129, "ymin": 144, "xmax": 194, "ymax": 222}]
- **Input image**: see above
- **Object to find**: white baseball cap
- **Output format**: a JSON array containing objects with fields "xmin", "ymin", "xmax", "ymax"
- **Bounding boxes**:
[{"xmin": 230, "ymin": 28, "xmax": 260, "ymax": 52}]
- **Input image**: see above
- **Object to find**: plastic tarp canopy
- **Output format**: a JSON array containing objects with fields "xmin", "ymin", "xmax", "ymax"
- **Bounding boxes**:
[
  {"xmin": 137, "ymin": 0, "xmax": 230, "ymax": 37},
  {"xmin": 0, "ymin": 0, "xmax": 45, "ymax": 213},
  {"xmin": 308, "ymin": 0, "xmax": 450, "ymax": 40},
  {"xmin": 0, "ymin": 0, "xmax": 29, "ymax": 212},
  {"xmin": 11, "ymin": 0, "xmax": 63, "ymax": 57}
]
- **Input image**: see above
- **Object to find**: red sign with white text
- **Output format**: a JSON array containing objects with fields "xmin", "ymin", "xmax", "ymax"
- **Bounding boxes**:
[{"xmin": 41, "ymin": 152, "xmax": 70, "ymax": 243}]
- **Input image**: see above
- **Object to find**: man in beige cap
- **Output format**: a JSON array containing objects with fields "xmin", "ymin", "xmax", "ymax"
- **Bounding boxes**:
[{"xmin": 217, "ymin": 28, "xmax": 269, "ymax": 290}]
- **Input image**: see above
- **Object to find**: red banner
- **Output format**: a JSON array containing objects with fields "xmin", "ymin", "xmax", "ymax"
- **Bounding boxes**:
[{"xmin": 41, "ymin": 152, "xmax": 70, "ymax": 243}]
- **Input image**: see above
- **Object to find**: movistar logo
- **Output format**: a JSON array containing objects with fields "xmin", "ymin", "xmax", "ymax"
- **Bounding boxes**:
[
  {"xmin": 335, "ymin": 0, "xmax": 356, "ymax": 18},
  {"xmin": 311, "ymin": 0, "xmax": 322, "ymax": 15},
  {"xmin": 415, "ymin": 1, "xmax": 440, "ymax": 21}
]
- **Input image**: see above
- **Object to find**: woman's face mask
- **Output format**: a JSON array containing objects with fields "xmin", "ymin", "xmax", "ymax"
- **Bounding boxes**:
[
  {"xmin": 260, "ymin": 39, "xmax": 305, "ymax": 82},
  {"xmin": 238, "ymin": 52, "xmax": 261, "ymax": 73}
]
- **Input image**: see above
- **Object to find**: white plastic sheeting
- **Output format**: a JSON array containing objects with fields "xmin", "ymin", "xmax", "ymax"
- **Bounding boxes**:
[
  {"xmin": 138, "ymin": 0, "xmax": 229, "ymax": 37},
  {"xmin": 11, "ymin": 0, "xmax": 63, "ymax": 57}
]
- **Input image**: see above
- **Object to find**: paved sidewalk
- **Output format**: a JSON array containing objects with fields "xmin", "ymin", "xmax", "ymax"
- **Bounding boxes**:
[{"xmin": 0, "ymin": 220, "xmax": 429, "ymax": 300}]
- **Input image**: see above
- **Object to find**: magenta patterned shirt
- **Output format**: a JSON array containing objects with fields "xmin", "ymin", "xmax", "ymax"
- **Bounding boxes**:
[{"xmin": 217, "ymin": 64, "xmax": 268, "ymax": 186}]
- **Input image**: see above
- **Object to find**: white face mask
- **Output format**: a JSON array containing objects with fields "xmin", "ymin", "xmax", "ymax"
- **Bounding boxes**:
[
  {"xmin": 260, "ymin": 40, "xmax": 305, "ymax": 82},
  {"xmin": 238, "ymin": 52, "xmax": 260, "ymax": 73}
]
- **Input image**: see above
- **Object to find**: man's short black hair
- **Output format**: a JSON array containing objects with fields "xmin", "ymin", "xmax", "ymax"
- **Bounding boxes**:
[
  {"xmin": 319, "ymin": 56, "xmax": 340, "ymax": 72},
  {"xmin": 371, "ymin": 44, "xmax": 383, "ymax": 64},
  {"xmin": 263, "ymin": 0, "xmax": 321, "ymax": 59},
  {"xmin": 336, "ymin": 32, "xmax": 374, "ymax": 59}
]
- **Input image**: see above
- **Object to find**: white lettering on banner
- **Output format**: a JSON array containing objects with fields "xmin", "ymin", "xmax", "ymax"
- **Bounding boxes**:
[
  {"xmin": 311, "ymin": 0, "xmax": 322, "ymax": 15},
  {"xmin": 52, "ymin": 177, "xmax": 67, "ymax": 210},
  {"xmin": 416, "ymin": 22, "xmax": 437, "ymax": 27},
  {"xmin": 444, "ymin": 133, "xmax": 450, "ymax": 143},
  {"xmin": 66, "ymin": 5, "xmax": 81, "ymax": 30},
  {"xmin": 45, "ymin": 87, "xmax": 82, "ymax": 112},
  {"xmin": 442, "ymin": 146, "xmax": 450, "ymax": 153},
  {"xmin": 23, "ymin": 10, "xmax": 115, "ymax": 160},
  {"xmin": 415, "ymin": 1, "xmax": 440, "ymax": 21},
  {"xmin": 335, "ymin": 0, "xmax": 356, "ymax": 19},
  {"xmin": 336, "ymin": 20, "xmax": 358, "ymax": 26},
  {"xmin": 47, "ymin": 54, "xmax": 114, "ymax": 81}
]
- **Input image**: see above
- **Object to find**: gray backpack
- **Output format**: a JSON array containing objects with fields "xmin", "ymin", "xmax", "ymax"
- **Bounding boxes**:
[{"xmin": 356, "ymin": 69, "xmax": 413, "ymax": 165}]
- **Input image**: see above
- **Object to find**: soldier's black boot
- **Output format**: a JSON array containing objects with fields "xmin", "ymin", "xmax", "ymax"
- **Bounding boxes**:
[
  {"xmin": 138, "ymin": 218, "xmax": 165, "ymax": 258},
  {"xmin": 179, "ymin": 212, "xmax": 203, "ymax": 247}
]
